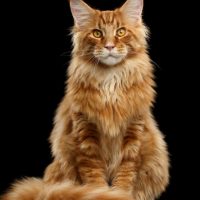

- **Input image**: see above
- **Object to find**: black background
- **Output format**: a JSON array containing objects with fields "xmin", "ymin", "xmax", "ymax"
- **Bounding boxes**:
[{"xmin": 1, "ymin": 0, "xmax": 195, "ymax": 199}]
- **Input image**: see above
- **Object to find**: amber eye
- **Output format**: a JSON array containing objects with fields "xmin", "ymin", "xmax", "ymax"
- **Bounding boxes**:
[
  {"xmin": 116, "ymin": 28, "xmax": 126, "ymax": 37},
  {"xmin": 93, "ymin": 29, "xmax": 103, "ymax": 38}
]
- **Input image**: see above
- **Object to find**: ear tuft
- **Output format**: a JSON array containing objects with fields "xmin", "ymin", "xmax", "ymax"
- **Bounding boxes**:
[
  {"xmin": 120, "ymin": 0, "xmax": 143, "ymax": 22},
  {"xmin": 69, "ymin": 0, "xmax": 94, "ymax": 28}
]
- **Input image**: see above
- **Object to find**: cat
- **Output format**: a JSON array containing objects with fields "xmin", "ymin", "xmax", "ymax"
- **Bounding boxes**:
[{"xmin": 1, "ymin": 0, "xmax": 169, "ymax": 200}]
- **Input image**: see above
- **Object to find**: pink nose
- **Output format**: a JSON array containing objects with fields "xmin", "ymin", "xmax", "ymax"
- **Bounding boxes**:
[{"xmin": 105, "ymin": 44, "xmax": 115, "ymax": 51}]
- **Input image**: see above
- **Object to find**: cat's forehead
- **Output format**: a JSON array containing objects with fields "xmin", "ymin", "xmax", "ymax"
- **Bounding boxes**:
[{"xmin": 97, "ymin": 10, "xmax": 122, "ymax": 27}]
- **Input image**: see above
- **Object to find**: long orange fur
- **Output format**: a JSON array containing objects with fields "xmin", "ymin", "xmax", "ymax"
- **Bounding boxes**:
[{"xmin": 1, "ymin": 0, "xmax": 169, "ymax": 200}]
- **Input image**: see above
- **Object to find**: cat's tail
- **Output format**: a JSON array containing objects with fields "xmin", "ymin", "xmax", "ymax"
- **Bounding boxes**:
[
  {"xmin": 1, "ymin": 178, "xmax": 133, "ymax": 200},
  {"xmin": 1, "ymin": 178, "xmax": 44, "ymax": 200}
]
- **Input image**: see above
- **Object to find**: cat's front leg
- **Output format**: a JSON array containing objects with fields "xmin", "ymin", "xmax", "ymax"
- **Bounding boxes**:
[
  {"xmin": 112, "ymin": 120, "xmax": 144, "ymax": 191},
  {"xmin": 73, "ymin": 112, "xmax": 108, "ymax": 187}
]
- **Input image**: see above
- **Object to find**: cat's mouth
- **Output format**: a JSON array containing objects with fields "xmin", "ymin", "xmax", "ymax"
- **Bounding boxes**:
[
  {"xmin": 105, "ymin": 54, "xmax": 120, "ymax": 59},
  {"xmin": 93, "ymin": 49, "xmax": 127, "ymax": 66},
  {"xmin": 98, "ymin": 54, "xmax": 124, "ymax": 66}
]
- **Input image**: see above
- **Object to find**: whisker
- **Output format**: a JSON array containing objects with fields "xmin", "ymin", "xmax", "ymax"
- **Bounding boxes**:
[
  {"xmin": 151, "ymin": 60, "xmax": 161, "ymax": 69},
  {"xmin": 78, "ymin": 53, "xmax": 94, "ymax": 57},
  {"xmin": 60, "ymin": 51, "xmax": 72, "ymax": 57}
]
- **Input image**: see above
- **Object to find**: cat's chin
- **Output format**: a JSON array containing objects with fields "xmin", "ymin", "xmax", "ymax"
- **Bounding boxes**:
[{"xmin": 99, "ymin": 56, "xmax": 124, "ymax": 66}]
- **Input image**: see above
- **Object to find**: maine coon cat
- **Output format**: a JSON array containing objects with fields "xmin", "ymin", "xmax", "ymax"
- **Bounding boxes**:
[{"xmin": 1, "ymin": 0, "xmax": 169, "ymax": 199}]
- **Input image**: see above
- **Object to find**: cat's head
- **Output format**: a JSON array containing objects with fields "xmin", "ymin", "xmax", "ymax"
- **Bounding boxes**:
[{"xmin": 69, "ymin": 0, "xmax": 148, "ymax": 66}]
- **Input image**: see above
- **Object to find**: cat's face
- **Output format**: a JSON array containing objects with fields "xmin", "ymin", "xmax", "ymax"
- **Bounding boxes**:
[
  {"xmin": 91, "ymin": 26, "xmax": 127, "ymax": 65},
  {"xmin": 70, "ymin": 0, "xmax": 146, "ymax": 66},
  {"xmin": 85, "ymin": 12, "xmax": 131, "ymax": 66}
]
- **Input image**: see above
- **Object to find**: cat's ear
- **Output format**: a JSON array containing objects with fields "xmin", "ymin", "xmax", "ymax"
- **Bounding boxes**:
[
  {"xmin": 120, "ymin": 0, "xmax": 143, "ymax": 22},
  {"xmin": 69, "ymin": 0, "xmax": 94, "ymax": 28}
]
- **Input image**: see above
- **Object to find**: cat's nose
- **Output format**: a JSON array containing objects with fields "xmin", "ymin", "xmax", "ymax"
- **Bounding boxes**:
[{"xmin": 105, "ymin": 43, "xmax": 115, "ymax": 51}]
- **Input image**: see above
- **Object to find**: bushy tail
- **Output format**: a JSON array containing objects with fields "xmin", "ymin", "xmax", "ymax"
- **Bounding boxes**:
[
  {"xmin": 1, "ymin": 178, "xmax": 133, "ymax": 200},
  {"xmin": 1, "ymin": 178, "xmax": 44, "ymax": 200}
]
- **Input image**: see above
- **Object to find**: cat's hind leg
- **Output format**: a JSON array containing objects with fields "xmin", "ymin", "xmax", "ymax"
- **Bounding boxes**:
[{"xmin": 133, "ymin": 129, "xmax": 169, "ymax": 200}]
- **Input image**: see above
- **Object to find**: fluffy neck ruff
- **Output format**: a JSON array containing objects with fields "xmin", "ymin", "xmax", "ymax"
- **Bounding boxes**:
[{"xmin": 66, "ymin": 51, "xmax": 155, "ymax": 137}]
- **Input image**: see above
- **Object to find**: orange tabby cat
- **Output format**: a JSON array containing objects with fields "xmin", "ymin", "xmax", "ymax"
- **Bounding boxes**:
[{"xmin": 1, "ymin": 0, "xmax": 169, "ymax": 200}]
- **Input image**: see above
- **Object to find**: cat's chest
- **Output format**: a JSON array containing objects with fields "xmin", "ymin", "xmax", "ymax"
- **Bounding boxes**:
[
  {"xmin": 95, "ymin": 86, "xmax": 131, "ymax": 136},
  {"xmin": 72, "ymin": 80, "xmax": 134, "ymax": 136},
  {"xmin": 99, "ymin": 78, "xmax": 122, "ymax": 104},
  {"xmin": 81, "ymin": 87, "xmax": 131, "ymax": 137}
]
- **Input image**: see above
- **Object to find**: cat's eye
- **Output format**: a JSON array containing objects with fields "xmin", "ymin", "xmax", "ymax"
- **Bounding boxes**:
[
  {"xmin": 93, "ymin": 29, "xmax": 103, "ymax": 38},
  {"xmin": 116, "ymin": 28, "xmax": 126, "ymax": 37}
]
